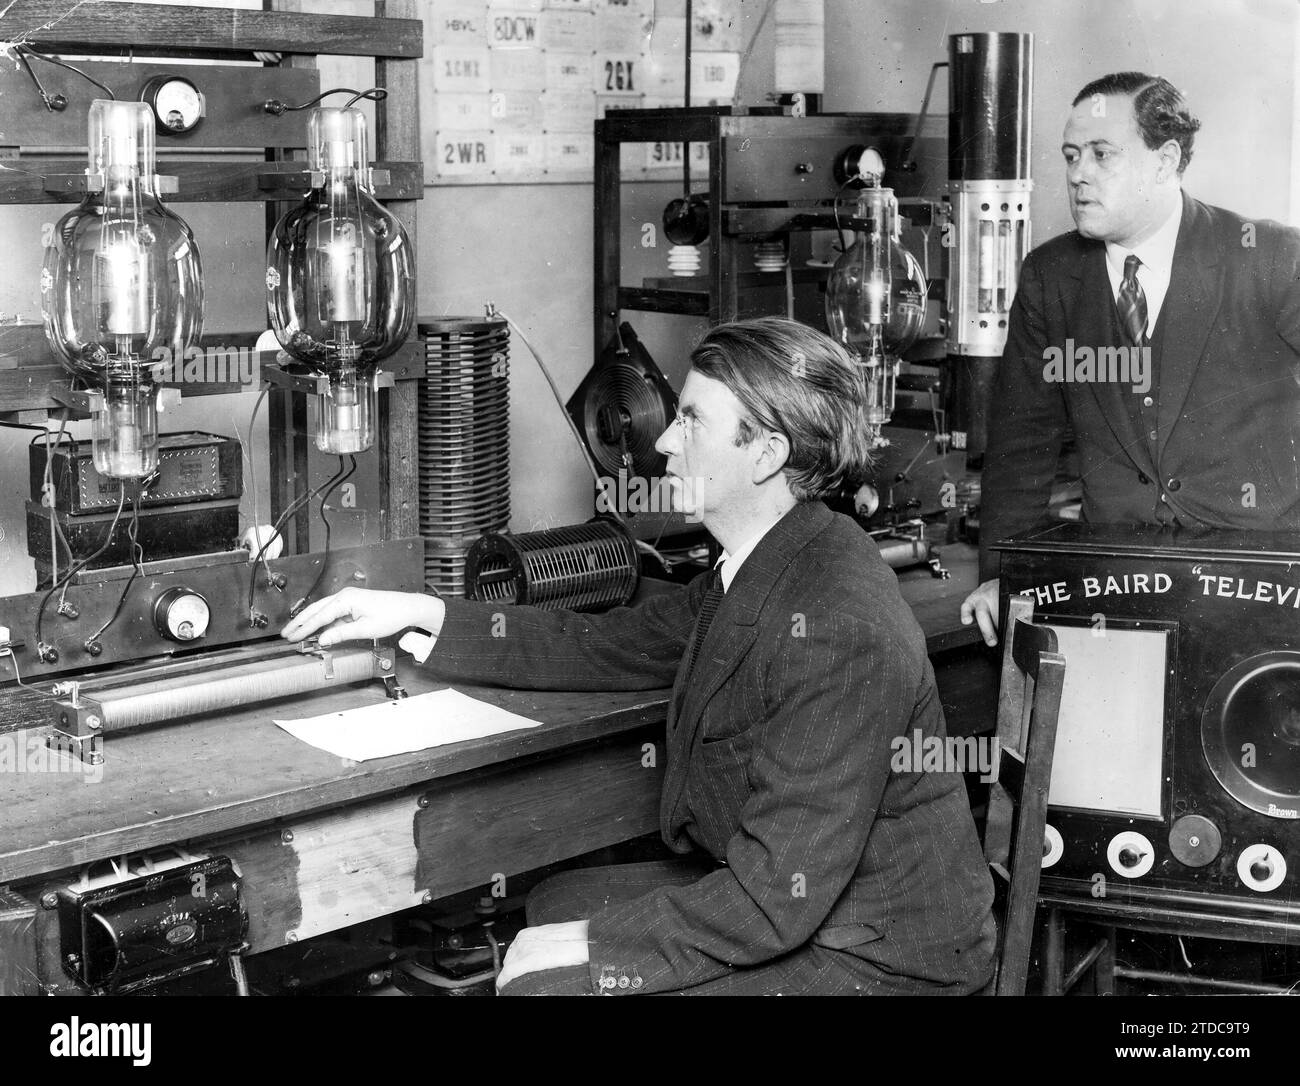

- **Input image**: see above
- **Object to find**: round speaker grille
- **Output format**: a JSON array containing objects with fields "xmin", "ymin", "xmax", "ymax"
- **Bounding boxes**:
[{"xmin": 1201, "ymin": 651, "xmax": 1300, "ymax": 818}]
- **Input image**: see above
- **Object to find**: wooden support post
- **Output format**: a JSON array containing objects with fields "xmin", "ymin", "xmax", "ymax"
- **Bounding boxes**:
[{"xmin": 376, "ymin": 0, "xmax": 422, "ymax": 542}]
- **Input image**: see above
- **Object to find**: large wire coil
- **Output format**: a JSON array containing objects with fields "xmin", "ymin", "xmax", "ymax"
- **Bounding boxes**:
[
  {"xmin": 418, "ymin": 316, "xmax": 511, "ymax": 596},
  {"xmin": 466, "ymin": 519, "xmax": 639, "ymax": 612}
]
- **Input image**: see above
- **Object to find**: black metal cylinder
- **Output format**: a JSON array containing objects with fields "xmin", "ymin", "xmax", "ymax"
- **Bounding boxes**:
[{"xmin": 948, "ymin": 32, "xmax": 1032, "ymax": 181}]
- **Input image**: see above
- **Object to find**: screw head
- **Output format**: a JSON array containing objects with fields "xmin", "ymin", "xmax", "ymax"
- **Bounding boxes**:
[
  {"xmin": 85, "ymin": 715, "xmax": 102, "ymax": 730},
  {"xmin": 417, "ymin": 796, "xmax": 430, "ymax": 808},
  {"xmin": 422, "ymin": 891, "xmax": 433, "ymax": 904},
  {"xmin": 286, "ymin": 931, "xmax": 298, "ymax": 943},
  {"xmin": 379, "ymin": 658, "xmax": 392, "ymax": 671},
  {"xmin": 353, "ymin": 571, "xmax": 367, "ymax": 582},
  {"xmin": 40, "ymin": 892, "xmax": 57, "ymax": 910},
  {"xmin": 281, "ymin": 829, "xmax": 294, "ymax": 843}
]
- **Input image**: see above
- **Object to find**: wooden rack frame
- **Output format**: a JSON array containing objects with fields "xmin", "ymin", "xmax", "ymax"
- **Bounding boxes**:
[{"xmin": 0, "ymin": 0, "xmax": 424, "ymax": 551}]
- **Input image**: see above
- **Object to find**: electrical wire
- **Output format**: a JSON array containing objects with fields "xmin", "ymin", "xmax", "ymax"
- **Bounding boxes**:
[
  {"xmin": 493, "ymin": 308, "xmax": 624, "ymax": 523},
  {"xmin": 233, "ymin": 386, "xmax": 269, "ymax": 548},
  {"xmin": 14, "ymin": 44, "xmax": 116, "ymax": 101},
  {"xmin": 263, "ymin": 87, "xmax": 387, "ymax": 115},
  {"xmin": 35, "ymin": 482, "xmax": 127, "ymax": 656},
  {"xmin": 84, "ymin": 492, "xmax": 145, "ymax": 646},
  {"xmin": 493, "ymin": 307, "xmax": 672, "ymax": 571},
  {"xmin": 732, "ymin": 0, "xmax": 778, "ymax": 104},
  {"xmin": 35, "ymin": 419, "xmax": 74, "ymax": 586},
  {"xmin": 832, "ymin": 175, "xmax": 858, "ymax": 256},
  {"xmin": 0, "ymin": 640, "xmax": 59, "ymax": 700},
  {"xmin": 11, "ymin": 46, "xmax": 62, "ymax": 111},
  {"xmin": 245, "ymin": 458, "xmax": 351, "ymax": 623},
  {"xmin": 290, "ymin": 454, "xmax": 356, "ymax": 617}
]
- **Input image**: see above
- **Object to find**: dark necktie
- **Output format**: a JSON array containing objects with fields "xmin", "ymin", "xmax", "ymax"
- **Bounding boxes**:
[
  {"xmin": 684, "ymin": 569, "xmax": 724, "ymax": 681},
  {"xmin": 1117, "ymin": 254, "xmax": 1148, "ymax": 347}
]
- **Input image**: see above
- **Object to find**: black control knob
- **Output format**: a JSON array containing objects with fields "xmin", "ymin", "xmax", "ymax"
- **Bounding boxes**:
[
  {"xmin": 1251, "ymin": 858, "xmax": 1274, "ymax": 882},
  {"xmin": 1119, "ymin": 847, "xmax": 1144, "ymax": 869}
]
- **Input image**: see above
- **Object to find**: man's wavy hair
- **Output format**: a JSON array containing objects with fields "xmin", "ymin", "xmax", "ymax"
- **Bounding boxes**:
[
  {"xmin": 689, "ymin": 317, "xmax": 875, "ymax": 502},
  {"xmin": 1073, "ymin": 72, "xmax": 1201, "ymax": 175}
]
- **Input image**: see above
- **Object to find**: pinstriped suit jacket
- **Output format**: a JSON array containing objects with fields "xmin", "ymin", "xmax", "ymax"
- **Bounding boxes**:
[{"xmin": 428, "ymin": 500, "xmax": 995, "ymax": 994}]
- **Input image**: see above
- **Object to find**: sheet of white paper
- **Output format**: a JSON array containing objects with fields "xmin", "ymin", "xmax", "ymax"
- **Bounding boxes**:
[{"xmin": 274, "ymin": 688, "xmax": 542, "ymax": 762}]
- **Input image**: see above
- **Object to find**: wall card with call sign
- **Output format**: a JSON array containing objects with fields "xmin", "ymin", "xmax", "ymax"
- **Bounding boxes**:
[{"xmin": 422, "ymin": 0, "xmax": 739, "ymax": 184}]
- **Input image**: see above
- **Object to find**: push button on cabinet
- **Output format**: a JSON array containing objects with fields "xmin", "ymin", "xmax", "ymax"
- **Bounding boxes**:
[
  {"xmin": 1167, "ymin": 478, "xmax": 1181, "ymax": 492},
  {"xmin": 1143, "ymin": 396, "xmax": 1154, "ymax": 408}
]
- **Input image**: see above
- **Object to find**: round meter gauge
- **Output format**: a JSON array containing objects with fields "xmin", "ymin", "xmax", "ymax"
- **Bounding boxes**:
[
  {"xmin": 141, "ymin": 75, "xmax": 206, "ymax": 135},
  {"xmin": 153, "ymin": 587, "xmax": 211, "ymax": 642}
]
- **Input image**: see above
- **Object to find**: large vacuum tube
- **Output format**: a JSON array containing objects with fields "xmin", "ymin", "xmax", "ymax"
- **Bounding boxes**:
[
  {"xmin": 266, "ymin": 106, "xmax": 414, "ymax": 454},
  {"xmin": 944, "ymin": 31, "xmax": 1033, "ymax": 465},
  {"xmin": 41, "ymin": 99, "xmax": 204, "ymax": 479},
  {"xmin": 825, "ymin": 180, "xmax": 927, "ymax": 448}
]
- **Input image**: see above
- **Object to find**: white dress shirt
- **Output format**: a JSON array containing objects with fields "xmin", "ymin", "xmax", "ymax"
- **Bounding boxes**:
[
  {"xmin": 1104, "ymin": 197, "xmax": 1183, "ymax": 339},
  {"xmin": 717, "ymin": 514, "xmax": 785, "ymax": 592}
]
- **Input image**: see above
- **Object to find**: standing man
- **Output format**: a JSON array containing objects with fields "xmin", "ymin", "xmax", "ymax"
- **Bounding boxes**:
[
  {"xmin": 285, "ymin": 317, "xmax": 995, "ymax": 996},
  {"xmin": 962, "ymin": 72, "xmax": 1300, "ymax": 644}
]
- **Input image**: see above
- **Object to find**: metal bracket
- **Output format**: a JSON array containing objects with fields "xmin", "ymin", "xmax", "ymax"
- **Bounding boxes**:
[
  {"xmin": 49, "ymin": 388, "xmax": 104, "ymax": 418},
  {"xmin": 43, "ymin": 173, "xmax": 178, "ymax": 196},
  {"xmin": 261, "ymin": 364, "xmax": 398, "ymax": 396}
]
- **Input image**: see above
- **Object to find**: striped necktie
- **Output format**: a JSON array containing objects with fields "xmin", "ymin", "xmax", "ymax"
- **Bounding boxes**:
[
  {"xmin": 1117, "ymin": 254, "xmax": 1148, "ymax": 347},
  {"xmin": 684, "ymin": 569, "xmax": 724, "ymax": 681}
]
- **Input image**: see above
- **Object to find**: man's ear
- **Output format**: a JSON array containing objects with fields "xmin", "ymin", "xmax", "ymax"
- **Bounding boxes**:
[
  {"xmin": 1156, "ymin": 138, "xmax": 1182, "ymax": 181},
  {"xmin": 752, "ymin": 429, "xmax": 790, "ymax": 485}
]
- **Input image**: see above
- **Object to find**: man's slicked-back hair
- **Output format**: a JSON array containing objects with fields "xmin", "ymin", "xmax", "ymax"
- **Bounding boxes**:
[
  {"xmin": 688, "ymin": 317, "xmax": 874, "ymax": 502},
  {"xmin": 1072, "ymin": 72, "xmax": 1201, "ymax": 174}
]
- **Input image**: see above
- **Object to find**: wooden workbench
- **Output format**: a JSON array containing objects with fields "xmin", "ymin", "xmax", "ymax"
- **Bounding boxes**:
[{"xmin": 0, "ymin": 543, "xmax": 992, "ymax": 994}]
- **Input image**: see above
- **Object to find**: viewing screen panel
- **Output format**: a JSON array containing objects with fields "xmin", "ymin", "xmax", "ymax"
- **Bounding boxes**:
[{"xmin": 1044, "ymin": 623, "xmax": 1169, "ymax": 817}]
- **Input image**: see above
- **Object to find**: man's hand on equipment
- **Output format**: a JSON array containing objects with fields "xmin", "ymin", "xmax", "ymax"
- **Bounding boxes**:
[
  {"xmin": 496, "ymin": 920, "xmax": 590, "ymax": 991},
  {"xmin": 280, "ymin": 587, "xmax": 445, "ymax": 647},
  {"xmin": 960, "ymin": 578, "xmax": 1001, "ymax": 647}
]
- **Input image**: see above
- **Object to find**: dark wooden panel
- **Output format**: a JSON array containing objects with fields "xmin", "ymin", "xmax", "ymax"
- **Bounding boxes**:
[
  {"xmin": 617, "ymin": 286, "xmax": 710, "ymax": 317},
  {"xmin": 378, "ymin": 378, "xmax": 420, "ymax": 541},
  {"xmin": 0, "ymin": 886, "xmax": 40, "ymax": 996},
  {"xmin": 11, "ymin": 159, "xmax": 423, "ymax": 204},
  {"xmin": 0, "ymin": 364, "xmax": 63, "ymax": 413},
  {"xmin": 0, "ymin": 2, "xmax": 423, "ymax": 58},
  {"xmin": 0, "ymin": 62, "xmax": 319, "ymax": 150},
  {"xmin": 597, "ymin": 111, "xmax": 722, "ymax": 145},
  {"xmin": 932, "ymin": 644, "xmax": 999, "ymax": 738},
  {"xmin": 414, "ymin": 731, "xmax": 665, "ymax": 900}
]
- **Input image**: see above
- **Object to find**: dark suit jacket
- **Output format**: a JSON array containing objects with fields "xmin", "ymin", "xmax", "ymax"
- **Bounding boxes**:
[
  {"xmin": 980, "ymin": 191, "xmax": 1300, "ymax": 581},
  {"xmin": 428, "ymin": 501, "xmax": 995, "ymax": 994}
]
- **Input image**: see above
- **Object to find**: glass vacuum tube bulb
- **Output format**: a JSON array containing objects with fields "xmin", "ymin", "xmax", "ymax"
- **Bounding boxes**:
[
  {"xmin": 266, "ymin": 106, "xmax": 415, "ymax": 454},
  {"xmin": 824, "ymin": 184, "xmax": 927, "ymax": 444},
  {"xmin": 41, "ymin": 99, "xmax": 203, "ymax": 478},
  {"xmin": 95, "ymin": 370, "xmax": 159, "ymax": 478}
]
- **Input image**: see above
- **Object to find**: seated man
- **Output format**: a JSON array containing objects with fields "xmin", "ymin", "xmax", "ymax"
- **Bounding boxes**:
[{"xmin": 283, "ymin": 317, "xmax": 995, "ymax": 996}]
